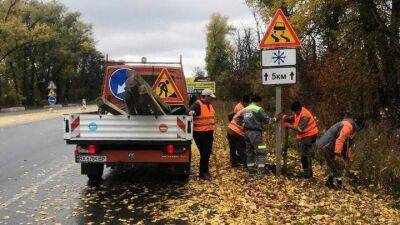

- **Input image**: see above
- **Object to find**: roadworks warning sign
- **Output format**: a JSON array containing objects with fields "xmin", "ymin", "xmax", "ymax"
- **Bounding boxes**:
[{"xmin": 152, "ymin": 68, "xmax": 184, "ymax": 103}]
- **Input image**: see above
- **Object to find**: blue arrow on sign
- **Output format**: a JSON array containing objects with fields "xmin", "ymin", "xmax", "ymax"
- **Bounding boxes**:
[
  {"xmin": 109, "ymin": 68, "xmax": 128, "ymax": 100},
  {"xmin": 48, "ymin": 96, "xmax": 57, "ymax": 105}
]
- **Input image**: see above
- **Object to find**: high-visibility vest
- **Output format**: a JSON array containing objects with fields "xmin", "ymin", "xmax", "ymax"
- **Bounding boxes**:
[
  {"xmin": 234, "ymin": 102, "xmax": 244, "ymax": 113},
  {"xmin": 193, "ymin": 100, "xmax": 215, "ymax": 132},
  {"xmin": 228, "ymin": 110, "xmax": 244, "ymax": 136},
  {"xmin": 294, "ymin": 107, "xmax": 318, "ymax": 139}
]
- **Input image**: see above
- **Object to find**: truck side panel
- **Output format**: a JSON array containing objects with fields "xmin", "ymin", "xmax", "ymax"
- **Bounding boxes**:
[{"xmin": 64, "ymin": 114, "xmax": 193, "ymax": 142}]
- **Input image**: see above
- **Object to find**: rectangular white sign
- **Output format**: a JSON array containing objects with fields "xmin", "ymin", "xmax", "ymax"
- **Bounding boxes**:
[
  {"xmin": 262, "ymin": 48, "xmax": 296, "ymax": 67},
  {"xmin": 262, "ymin": 67, "xmax": 296, "ymax": 85}
]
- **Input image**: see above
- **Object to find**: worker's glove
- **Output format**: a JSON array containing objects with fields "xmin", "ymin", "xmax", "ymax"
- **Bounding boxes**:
[
  {"xmin": 334, "ymin": 155, "xmax": 347, "ymax": 168},
  {"xmin": 283, "ymin": 122, "xmax": 292, "ymax": 128},
  {"xmin": 188, "ymin": 111, "xmax": 195, "ymax": 116},
  {"xmin": 273, "ymin": 113, "xmax": 283, "ymax": 120}
]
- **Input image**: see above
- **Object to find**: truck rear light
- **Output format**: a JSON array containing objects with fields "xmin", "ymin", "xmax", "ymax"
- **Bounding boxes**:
[
  {"xmin": 88, "ymin": 145, "xmax": 97, "ymax": 155},
  {"xmin": 181, "ymin": 147, "xmax": 188, "ymax": 154},
  {"xmin": 166, "ymin": 145, "xmax": 174, "ymax": 155}
]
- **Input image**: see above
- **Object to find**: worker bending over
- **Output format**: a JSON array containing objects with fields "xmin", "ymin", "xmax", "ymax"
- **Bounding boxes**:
[
  {"xmin": 283, "ymin": 101, "xmax": 319, "ymax": 178},
  {"xmin": 316, "ymin": 118, "xmax": 362, "ymax": 189}
]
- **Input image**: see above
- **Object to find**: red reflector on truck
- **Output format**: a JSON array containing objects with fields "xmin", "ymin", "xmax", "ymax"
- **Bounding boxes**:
[
  {"xmin": 166, "ymin": 145, "xmax": 174, "ymax": 155},
  {"xmin": 181, "ymin": 147, "xmax": 187, "ymax": 154},
  {"xmin": 88, "ymin": 145, "xmax": 97, "ymax": 155}
]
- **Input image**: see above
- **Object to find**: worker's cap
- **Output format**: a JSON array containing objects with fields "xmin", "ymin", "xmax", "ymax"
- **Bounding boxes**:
[
  {"xmin": 201, "ymin": 89, "xmax": 216, "ymax": 98},
  {"xmin": 291, "ymin": 101, "xmax": 302, "ymax": 112}
]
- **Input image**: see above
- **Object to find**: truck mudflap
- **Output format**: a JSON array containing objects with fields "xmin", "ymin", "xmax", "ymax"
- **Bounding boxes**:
[{"xmin": 64, "ymin": 114, "xmax": 193, "ymax": 142}]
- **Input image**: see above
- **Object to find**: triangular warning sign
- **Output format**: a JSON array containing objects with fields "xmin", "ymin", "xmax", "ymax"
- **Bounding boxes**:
[
  {"xmin": 152, "ymin": 68, "xmax": 184, "ymax": 104},
  {"xmin": 259, "ymin": 9, "xmax": 301, "ymax": 49}
]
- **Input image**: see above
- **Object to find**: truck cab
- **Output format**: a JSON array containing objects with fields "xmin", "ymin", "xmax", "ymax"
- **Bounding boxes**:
[{"xmin": 64, "ymin": 59, "xmax": 193, "ymax": 181}]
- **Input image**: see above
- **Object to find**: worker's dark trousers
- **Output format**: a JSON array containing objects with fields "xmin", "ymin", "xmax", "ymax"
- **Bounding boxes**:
[
  {"xmin": 194, "ymin": 131, "xmax": 214, "ymax": 174},
  {"xmin": 321, "ymin": 144, "xmax": 347, "ymax": 179},
  {"xmin": 297, "ymin": 135, "xmax": 317, "ymax": 177},
  {"xmin": 227, "ymin": 130, "xmax": 246, "ymax": 167}
]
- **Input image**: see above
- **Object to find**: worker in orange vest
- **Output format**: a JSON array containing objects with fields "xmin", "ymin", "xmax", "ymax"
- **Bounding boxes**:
[
  {"xmin": 228, "ymin": 95, "xmax": 250, "ymax": 122},
  {"xmin": 316, "ymin": 118, "xmax": 363, "ymax": 189},
  {"xmin": 234, "ymin": 95, "xmax": 250, "ymax": 113},
  {"xmin": 226, "ymin": 95, "xmax": 250, "ymax": 167},
  {"xmin": 188, "ymin": 89, "xmax": 216, "ymax": 181},
  {"xmin": 227, "ymin": 108, "xmax": 246, "ymax": 167},
  {"xmin": 283, "ymin": 101, "xmax": 319, "ymax": 178}
]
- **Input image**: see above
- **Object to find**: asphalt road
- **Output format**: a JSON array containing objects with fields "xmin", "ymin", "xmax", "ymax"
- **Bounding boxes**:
[{"xmin": 0, "ymin": 118, "xmax": 190, "ymax": 225}]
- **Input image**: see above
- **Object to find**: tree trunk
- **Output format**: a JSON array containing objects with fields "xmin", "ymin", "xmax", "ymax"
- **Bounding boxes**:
[
  {"xmin": 29, "ymin": 53, "xmax": 37, "ymax": 106},
  {"xmin": 358, "ymin": 0, "xmax": 400, "ymax": 126},
  {"xmin": 357, "ymin": 0, "xmax": 382, "ymax": 120}
]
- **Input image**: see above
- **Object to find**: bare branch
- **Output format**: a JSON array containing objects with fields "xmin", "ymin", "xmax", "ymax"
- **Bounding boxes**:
[{"xmin": 4, "ymin": 0, "xmax": 19, "ymax": 22}]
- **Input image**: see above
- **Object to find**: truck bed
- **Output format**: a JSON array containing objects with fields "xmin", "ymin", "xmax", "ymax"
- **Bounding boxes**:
[{"xmin": 64, "ymin": 114, "xmax": 193, "ymax": 144}]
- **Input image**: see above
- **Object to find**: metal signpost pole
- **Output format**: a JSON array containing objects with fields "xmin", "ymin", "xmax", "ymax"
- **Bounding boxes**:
[
  {"xmin": 259, "ymin": 9, "xmax": 301, "ymax": 176},
  {"xmin": 275, "ymin": 86, "xmax": 282, "ymax": 175}
]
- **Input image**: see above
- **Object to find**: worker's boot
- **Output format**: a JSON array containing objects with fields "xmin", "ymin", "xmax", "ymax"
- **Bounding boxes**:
[
  {"xmin": 335, "ymin": 177, "xmax": 343, "ymax": 189},
  {"xmin": 257, "ymin": 165, "xmax": 266, "ymax": 177},
  {"xmin": 305, "ymin": 157, "xmax": 313, "ymax": 178},
  {"xmin": 300, "ymin": 157, "xmax": 313, "ymax": 179},
  {"xmin": 247, "ymin": 164, "xmax": 257, "ymax": 174},
  {"xmin": 325, "ymin": 176, "xmax": 337, "ymax": 189}
]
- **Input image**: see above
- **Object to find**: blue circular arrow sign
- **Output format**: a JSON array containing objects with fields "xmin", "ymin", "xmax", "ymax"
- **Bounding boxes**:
[
  {"xmin": 109, "ymin": 68, "xmax": 128, "ymax": 100},
  {"xmin": 48, "ymin": 96, "xmax": 57, "ymax": 105}
]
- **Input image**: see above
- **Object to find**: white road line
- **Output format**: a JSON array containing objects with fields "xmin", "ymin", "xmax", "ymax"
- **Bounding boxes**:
[{"xmin": 0, "ymin": 163, "xmax": 74, "ymax": 209}]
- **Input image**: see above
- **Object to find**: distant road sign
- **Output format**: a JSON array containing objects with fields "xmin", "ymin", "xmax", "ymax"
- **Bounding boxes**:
[
  {"xmin": 109, "ymin": 68, "xmax": 128, "ymax": 101},
  {"xmin": 259, "ymin": 9, "xmax": 301, "ymax": 49},
  {"xmin": 48, "ymin": 89, "xmax": 57, "ymax": 97},
  {"xmin": 47, "ymin": 81, "xmax": 57, "ymax": 90},
  {"xmin": 262, "ymin": 67, "xmax": 296, "ymax": 85},
  {"xmin": 186, "ymin": 79, "xmax": 216, "ymax": 94},
  {"xmin": 48, "ymin": 96, "xmax": 57, "ymax": 105},
  {"xmin": 262, "ymin": 49, "xmax": 296, "ymax": 67}
]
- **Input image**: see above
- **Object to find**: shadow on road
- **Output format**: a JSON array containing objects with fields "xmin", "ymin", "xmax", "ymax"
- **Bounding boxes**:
[{"xmin": 74, "ymin": 167, "xmax": 192, "ymax": 224}]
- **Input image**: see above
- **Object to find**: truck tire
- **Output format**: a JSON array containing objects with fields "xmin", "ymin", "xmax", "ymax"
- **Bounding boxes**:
[
  {"xmin": 175, "ymin": 163, "xmax": 190, "ymax": 181},
  {"xmin": 82, "ymin": 163, "xmax": 104, "ymax": 181}
]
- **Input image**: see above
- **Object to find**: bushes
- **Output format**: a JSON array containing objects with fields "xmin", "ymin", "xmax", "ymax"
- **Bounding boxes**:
[
  {"xmin": 3, "ymin": 91, "xmax": 24, "ymax": 107},
  {"xmin": 351, "ymin": 120, "xmax": 400, "ymax": 192}
]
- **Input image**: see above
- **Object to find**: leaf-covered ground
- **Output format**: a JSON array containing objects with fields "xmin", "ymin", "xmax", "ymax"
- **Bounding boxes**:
[
  {"xmin": 150, "ymin": 126, "xmax": 400, "ymax": 224},
  {"xmin": 74, "ymin": 125, "xmax": 400, "ymax": 224},
  {"xmin": 1, "ymin": 118, "xmax": 399, "ymax": 224}
]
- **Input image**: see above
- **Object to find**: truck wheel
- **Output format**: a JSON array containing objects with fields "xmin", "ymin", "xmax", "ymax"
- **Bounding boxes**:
[
  {"xmin": 82, "ymin": 163, "xmax": 104, "ymax": 181},
  {"xmin": 175, "ymin": 163, "xmax": 190, "ymax": 181}
]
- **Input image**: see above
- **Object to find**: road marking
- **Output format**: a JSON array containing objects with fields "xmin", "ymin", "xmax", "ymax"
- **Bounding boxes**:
[{"xmin": 0, "ymin": 163, "xmax": 74, "ymax": 209}]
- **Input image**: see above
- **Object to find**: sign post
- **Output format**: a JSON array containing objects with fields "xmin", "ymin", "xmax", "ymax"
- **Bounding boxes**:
[
  {"xmin": 275, "ymin": 86, "xmax": 282, "ymax": 175},
  {"xmin": 47, "ymin": 81, "xmax": 57, "ymax": 112},
  {"xmin": 259, "ymin": 9, "xmax": 301, "ymax": 176}
]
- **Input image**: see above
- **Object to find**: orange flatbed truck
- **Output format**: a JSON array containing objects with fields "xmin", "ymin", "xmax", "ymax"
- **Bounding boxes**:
[{"xmin": 63, "ymin": 59, "xmax": 193, "ymax": 180}]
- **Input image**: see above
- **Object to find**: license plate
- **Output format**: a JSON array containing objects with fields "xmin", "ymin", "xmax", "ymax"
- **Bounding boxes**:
[{"xmin": 76, "ymin": 155, "xmax": 107, "ymax": 163}]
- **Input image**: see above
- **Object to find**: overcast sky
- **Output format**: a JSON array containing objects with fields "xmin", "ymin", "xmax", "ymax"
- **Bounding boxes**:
[{"xmin": 57, "ymin": 0, "xmax": 255, "ymax": 75}]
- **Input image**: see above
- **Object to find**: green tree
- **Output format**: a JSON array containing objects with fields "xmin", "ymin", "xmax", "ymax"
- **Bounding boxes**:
[
  {"xmin": 246, "ymin": 0, "xmax": 400, "ymax": 126},
  {"xmin": 205, "ymin": 13, "xmax": 234, "ymax": 82},
  {"xmin": 0, "ymin": 0, "xmax": 103, "ymax": 108}
]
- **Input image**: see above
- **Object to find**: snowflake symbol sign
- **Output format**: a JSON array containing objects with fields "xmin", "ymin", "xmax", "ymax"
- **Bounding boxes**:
[{"xmin": 272, "ymin": 50, "xmax": 286, "ymax": 65}]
